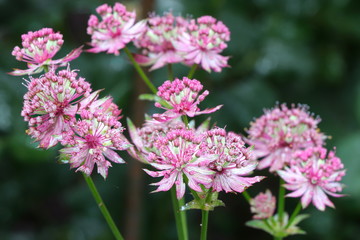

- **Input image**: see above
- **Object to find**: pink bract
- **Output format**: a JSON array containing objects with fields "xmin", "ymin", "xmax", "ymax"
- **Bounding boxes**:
[
  {"xmin": 143, "ymin": 128, "xmax": 216, "ymax": 199},
  {"xmin": 10, "ymin": 28, "xmax": 82, "ymax": 76},
  {"xmin": 133, "ymin": 12, "xmax": 189, "ymax": 70},
  {"xmin": 174, "ymin": 15, "xmax": 230, "ymax": 72},
  {"xmin": 22, "ymin": 68, "xmax": 93, "ymax": 149},
  {"xmin": 87, "ymin": 2, "xmax": 146, "ymax": 55},
  {"xmin": 153, "ymin": 77, "xmax": 222, "ymax": 122},
  {"xmin": 202, "ymin": 128, "xmax": 264, "ymax": 193},
  {"xmin": 277, "ymin": 147, "xmax": 346, "ymax": 211},
  {"xmin": 246, "ymin": 103, "xmax": 326, "ymax": 172},
  {"xmin": 250, "ymin": 190, "xmax": 276, "ymax": 219}
]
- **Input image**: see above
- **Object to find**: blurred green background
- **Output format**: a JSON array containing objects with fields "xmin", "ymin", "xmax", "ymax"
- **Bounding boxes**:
[{"xmin": 1, "ymin": 0, "xmax": 360, "ymax": 239}]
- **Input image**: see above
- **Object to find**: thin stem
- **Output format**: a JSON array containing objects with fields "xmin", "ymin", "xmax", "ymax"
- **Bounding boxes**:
[
  {"xmin": 277, "ymin": 178, "xmax": 286, "ymax": 224},
  {"xmin": 286, "ymin": 201, "xmax": 302, "ymax": 229},
  {"xmin": 200, "ymin": 210, "xmax": 209, "ymax": 240},
  {"xmin": 168, "ymin": 64, "xmax": 174, "ymax": 81},
  {"xmin": 124, "ymin": 47, "xmax": 157, "ymax": 94},
  {"xmin": 171, "ymin": 187, "xmax": 189, "ymax": 240},
  {"xmin": 242, "ymin": 190, "xmax": 251, "ymax": 203},
  {"xmin": 82, "ymin": 174, "xmax": 124, "ymax": 240},
  {"xmin": 187, "ymin": 64, "xmax": 198, "ymax": 79}
]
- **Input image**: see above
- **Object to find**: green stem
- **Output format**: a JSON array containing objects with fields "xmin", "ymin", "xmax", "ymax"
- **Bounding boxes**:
[
  {"xmin": 200, "ymin": 210, "xmax": 209, "ymax": 240},
  {"xmin": 168, "ymin": 64, "xmax": 174, "ymax": 81},
  {"xmin": 242, "ymin": 190, "xmax": 251, "ymax": 203},
  {"xmin": 82, "ymin": 174, "xmax": 124, "ymax": 240},
  {"xmin": 277, "ymin": 178, "xmax": 285, "ymax": 225},
  {"xmin": 286, "ymin": 201, "xmax": 302, "ymax": 229},
  {"xmin": 187, "ymin": 64, "xmax": 198, "ymax": 79},
  {"xmin": 124, "ymin": 47, "xmax": 157, "ymax": 94},
  {"xmin": 171, "ymin": 187, "xmax": 189, "ymax": 240}
]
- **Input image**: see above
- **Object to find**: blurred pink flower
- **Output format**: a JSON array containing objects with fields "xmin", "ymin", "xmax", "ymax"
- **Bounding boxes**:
[
  {"xmin": 87, "ymin": 2, "xmax": 146, "ymax": 55},
  {"xmin": 246, "ymin": 103, "xmax": 326, "ymax": 172},
  {"xmin": 174, "ymin": 15, "xmax": 230, "ymax": 72},
  {"xmin": 60, "ymin": 100, "xmax": 131, "ymax": 178},
  {"xmin": 250, "ymin": 190, "xmax": 276, "ymax": 219},
  {"xmin": 153, "ymin": 77, "xmax": 222, "ymax": 122},
  {"xmin": 22, "ymin": 68, "xmax": 93, "ymax": 149},
  {"xmin": 202, "ymin": 128, "xmax": 264, "ymax": 193},
  {"xmin": 278, "ymin": 147, "xmax": 346, "ymax": 211},
  {"xmin": 10, "ymin": 28, "xmax": 82, "ymax": 76},
  {"xmin": 134, "ymin": 12, "xmax": 189, "ymax": 70},
  {"xmin": 144, "ymin": 128, "xmax": 215, "ymax": 199}
]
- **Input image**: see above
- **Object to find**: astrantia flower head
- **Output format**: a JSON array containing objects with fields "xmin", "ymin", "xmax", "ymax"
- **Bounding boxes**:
[
  {"xmin": 202, "ymin": 128, "xmax": 264, "ymax": 193},
  {"xmin": 250, "ymin": 190, "xmax": 276, "ymax": 219},
  {"xmin": 22, "ymin": 68, "xmax": 93, "ymax": 149},
  {"xmin": 246, "ymin": 103, "xmax": 326, "ymax": 172},
  {"xmin": 144, "ymin": 128, "xmax": 215, "ymax": 199},
  {"xmin": 174, "ymin": 15, "xmax": 230, "ymax": 72},
  {"xmin": 10, "ymin": 28, "xmax": 82, "ymax": 76},
  {"xmin": 133, "ymin": 12, "xmax": 189, "ymax": 70},
  {"xmin": 60, "ymin": 104, "xmax": 131, "ymax": 179},
  {"xmin": 127, "ymin": 117, "xmax": 185, "ymax": 163},
  {"xmin": 278, "ymin": 147, "xmax": 346, "ymax": 211},
  {"xmin": 87, "ymin": 2, "xmax": 146, "ymax": 55},
  {"xmin": 153, "ymin": 77, "xmax": 222, "ymax": 122}
]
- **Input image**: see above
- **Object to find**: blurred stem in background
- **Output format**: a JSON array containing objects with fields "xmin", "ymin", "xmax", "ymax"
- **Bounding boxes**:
[{"xmin": 124, "ymin": 1, "xmax": 155, "ymax": 239}]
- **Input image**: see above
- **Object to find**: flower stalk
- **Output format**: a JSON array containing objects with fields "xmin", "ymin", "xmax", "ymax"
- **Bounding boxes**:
[{"xmin": 82, "ymin": 173, "xmax": 124, "ymax": 240}]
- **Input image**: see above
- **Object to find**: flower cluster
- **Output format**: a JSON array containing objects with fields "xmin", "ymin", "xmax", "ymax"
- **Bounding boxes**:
[
  {"xmin": 250, "ymin": 190, "xmax": 276, "ymax": 219},
  {"xmin": 87, "ymin": 2, "xmax": 146, "ymax": 55},
  {"xmin": 22, "ymin": 68, "xmax": 92, "ymax": 149},
  {"xmin": 86, "ymin": 7, "xmax": 230, "ymax": 73},
  {"xmin": 278, "ymin": 147, "xmax": 345, "ymax": 211},
  {"xmin": 20, "ymin": 66, "xmax": 130, "ymax": 178},
  {"xmin": 201, "ymin": 128, "xmax": 264, "ymax": 193},
  {"xmin": 10, "ymin": 28, "xmax": 82, "ymax": 75},
  {"xmin": 153, "ymin": 77, "xmax": 222, "ymax": 122},
  {"xmin": 246, "ymin": 104, "xmax": 326, "ymax": 172},
  {"xmin": 175, "ymin": 15, "xmax": 230, "ymax": 72},
  {"xmin": 134, "ymin": 12, "xmax": 189, "ymax": 70}
]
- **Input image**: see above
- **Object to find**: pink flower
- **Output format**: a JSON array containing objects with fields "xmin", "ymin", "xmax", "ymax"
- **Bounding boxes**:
[
  {"xmin": 174, "ymin": 15, "xmax": 230, "ymax": 72},
  {"xmin": 277, "ymin": 147, "xmax": 346, "ymax": 211},
  {"xmin": 60, "ymin": 101, "xmax": 131, "ymax": 178},
  {"xmin": 87, "ymin": 3, "xmax": 146, "ymax": 55},
  {"xmin": 21, "ymin": 68, "xmax": 93, "ymax": 149},
  {"xmin": 127, "ymin": 117, "xmax": 186, "ymax": 163},
  {"xmin": 144, "ymin": 128, "xmax": 215, "ymax": 199},
  {"xmin": 250, "ymin": 190, "xmax": 276, "ymax": 219},
  {"xmin": 10, "ymin": 28, "xmax": 82, "ymax": 76},
  {"xmin": 246, "ymin": 104, "xmax": 326, "ymax": 172},
  {"xmin": 133, "ymin": 12, "xmax": 189, "ymax": 70},
  {"xmin": 153, "ymin": 77, "xmax": 222, "ymax": 122},
  {"xmin": 202, "ymin": 128, "xmax": 264, "ymax": 193}
]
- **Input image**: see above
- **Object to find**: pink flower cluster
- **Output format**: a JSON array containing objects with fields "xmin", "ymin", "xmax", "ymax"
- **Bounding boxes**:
[
  {"xmin": 250, "ymin": 190, "xmax": 276, "ymax": 219},
  {"xmin": 278, "ymin": 147, "xmax": 345, "ymax": 211},
  {"xmin": 129, "ymin": 118, "xmax": 263, "ymax": 199},
  {"xmin": 10, "ymin": 28, "xmax": 82, "ymax": 76},
  {"xmin": 246, "ymin": 104, "xmax": 326, "ymax": 172},
  {"xmin": 22, "ymin": 67, "xmax": 130, "ymax": 178},
  {"xmin": 133, "ymin": 12, "xmax": 189, "ymax": 70},
  {"xmin": 175, "ymin": 15, "xmax": 230, "ymax": 72},
  {"xmin": 153, "ymin": 77, "xmax": 222, "ymax": 122},
  {"xmin": 86, "ymin": 6, "xmax": 231, "ymax": 73},
  {"xmin": 87, "ymin": 3, "xmax": 146, "ymax": 55}
]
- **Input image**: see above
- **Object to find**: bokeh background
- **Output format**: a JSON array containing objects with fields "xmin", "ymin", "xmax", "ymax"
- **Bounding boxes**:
[{"xmin": 1, "ymin": 0, "xmax": 360, "ymax": 239}]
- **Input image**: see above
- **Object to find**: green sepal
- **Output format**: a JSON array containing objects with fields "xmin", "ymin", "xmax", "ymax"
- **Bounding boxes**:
[
  {"xmin": 246, "ymin": 213, "xmax": 308, "ymax": 238},
  {"xmin": 181, "ymin": 190, "xmax": 225, "ymax": 211}
]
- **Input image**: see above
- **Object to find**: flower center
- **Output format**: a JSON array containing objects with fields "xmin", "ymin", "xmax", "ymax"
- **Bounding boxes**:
[{"xmin": 85, "ymin": 134, "xmax": 101, "ymax": 149}]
